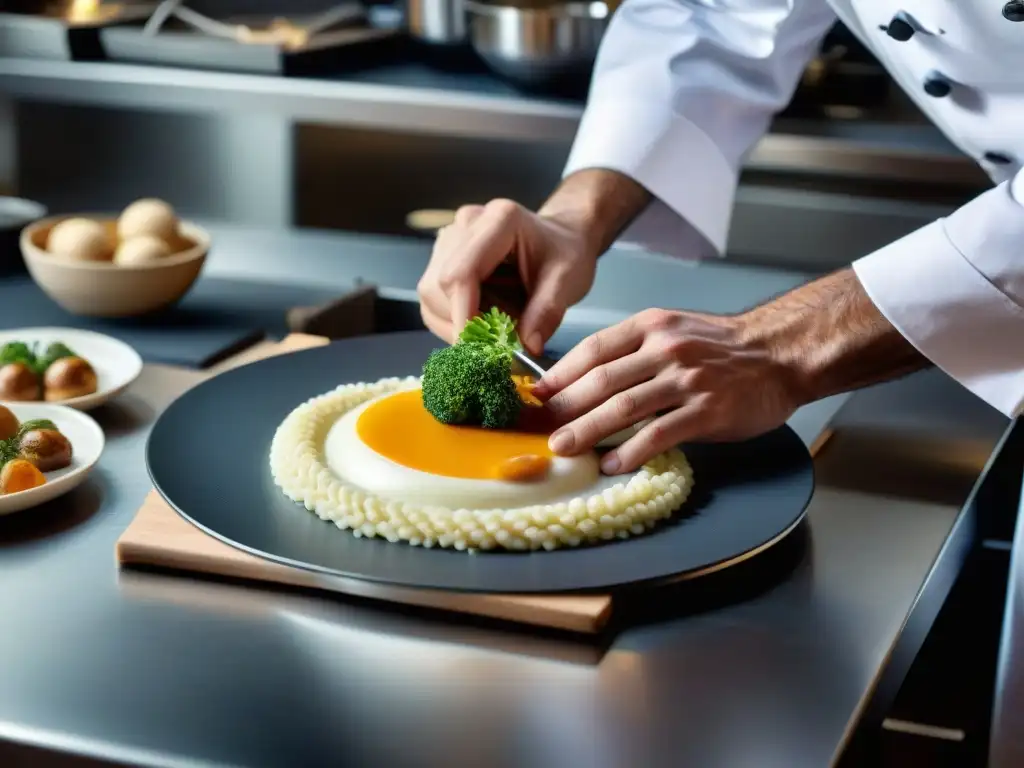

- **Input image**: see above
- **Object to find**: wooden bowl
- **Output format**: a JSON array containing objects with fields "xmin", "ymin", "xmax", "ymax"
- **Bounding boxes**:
[{"xmin": 20, "ymin": 215, "xmax": 209, "ymax": 318}]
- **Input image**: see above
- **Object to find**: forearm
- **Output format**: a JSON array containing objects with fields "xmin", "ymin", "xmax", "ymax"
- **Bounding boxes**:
[
  {"xmin": 740, "ymin": 268, "xmax": 930, "ymax": 402},
  {"xmin": 538, "ymin": 169, "xmax": 652, "ymax": 261}
]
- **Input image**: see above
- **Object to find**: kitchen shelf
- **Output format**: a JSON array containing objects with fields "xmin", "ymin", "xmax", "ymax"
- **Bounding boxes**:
[{"xmin": 0, "ymin": 56, "xmax": 988, "ymax": 185}]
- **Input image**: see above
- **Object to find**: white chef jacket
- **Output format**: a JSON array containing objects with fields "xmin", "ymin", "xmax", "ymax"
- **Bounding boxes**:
[{"xmin": 563, "ymin": 0, "xmax": 1024, "ymax": 419}]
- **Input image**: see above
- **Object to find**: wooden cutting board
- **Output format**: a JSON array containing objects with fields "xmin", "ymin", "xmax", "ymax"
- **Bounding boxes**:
[{"xmin": 116, "ymin": 333, "xmax": 615, "ymax": 634}]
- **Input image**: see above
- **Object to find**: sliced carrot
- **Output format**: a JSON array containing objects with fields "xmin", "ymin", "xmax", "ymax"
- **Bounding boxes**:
[
  {"xmin": 0, "ymin": 459, "xmax": 47, "ymax": 495},
  {"xmin": 511, "ymin": 374, "xmax": 543, "ymax": 407},
  {"xmin": 494, "ymin": 454, "xmax": 551, "ymax": 482}
]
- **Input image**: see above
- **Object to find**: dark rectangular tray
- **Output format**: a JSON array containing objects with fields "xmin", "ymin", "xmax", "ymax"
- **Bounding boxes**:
[
  {"xmin": 99, "ymin": 23, "xmax": 408, "ymax": 76},
  {"xmin": 0, "ymin": 275, "xmax": 268, "ymax": 369}
]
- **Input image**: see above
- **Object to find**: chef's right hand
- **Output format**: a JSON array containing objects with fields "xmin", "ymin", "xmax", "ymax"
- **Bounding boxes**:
[{"xmin": 417, "ymin": 198, "xmax": 599, "ymax": 356}]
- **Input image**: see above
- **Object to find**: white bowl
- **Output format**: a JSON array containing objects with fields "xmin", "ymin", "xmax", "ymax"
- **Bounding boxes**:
[
  {"xmin": 21, "ymin": 215, "xmax": 209, "ymax": 318},
  {"xmin": 0, "ymin": 402, "xmax": 105, "ymax": 516},
  {"xmin": 0, "ymin": 327, "xmax": 143, "ymax": 411}
]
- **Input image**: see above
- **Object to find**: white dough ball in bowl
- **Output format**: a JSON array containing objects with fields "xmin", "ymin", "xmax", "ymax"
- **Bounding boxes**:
[
  {"xmin": 114, "ymin": 235, "xmax": 172, "ymax": 265},
  {"xmin": 47, "ymin": 218, "xmax": 112, "ymax": 262},
  {"xmin": 117, "ymin": 198, "xmax": 179, "ymax": 243},
  {"xmin": 21, "ymin": 215, "xmax": 210, "ymax": 318}
]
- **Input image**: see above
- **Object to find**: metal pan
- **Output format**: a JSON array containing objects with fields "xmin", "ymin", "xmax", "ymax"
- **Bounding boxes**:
[{"xmin": 464, "ymin": 0, "xmax": 609, "ymax": 89}]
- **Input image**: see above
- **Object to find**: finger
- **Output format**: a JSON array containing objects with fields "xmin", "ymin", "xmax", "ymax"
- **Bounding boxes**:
[
  {"xmin": 445, "ymin": 200, "xmax": 522, "ymax": 285},
  {"xmin": 419, "ymin": 283, "xmax": 450, "ymax": 326},
  {"xmin": 534, "ymin": 316, "xmax": 644, "ymax": 398},
  {"xmin": 548, "ymin": 375, "xmax": 681, "ymax": 457},
  {"xmin": 460, "ymin": 199, "xmax": 522, "ymax": 268},
  {"xmin": 454, "ymin": 204, "xmax": 485, "ymax": 226},
  {"xmin": 441, "ymin": 200, "xmax": 523, "ymax": 333},
  {"xmin": 518, "ymin": 266, "xmax": 569, "ymax": 356},
  {"xmin": 417, "ymin": 268, "xmax": 453, "ymax": 333},
  {"xmin": 418, "ymin": 230, "xmax": 458, "ymax": 325},
  {"xmin": 545, "ymin": 348, "xmax": 659, "ymax": 422},
  {"xmin": 420, "ymin": 302, "xmax": 454, "ymax": 344},
  {"xmin": 600, "ymin": 401, "xmax": 709, "ymax": 475},
  {"xmin": 418, "ymin": 269, "xmax": 453, "ymax": 342},
  {"xmin": 450, "ymin": 281, "xmax": 481, "ymax": 337}
]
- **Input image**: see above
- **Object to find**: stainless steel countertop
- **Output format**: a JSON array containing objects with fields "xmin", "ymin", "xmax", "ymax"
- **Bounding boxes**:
[
  {"xmin": 990, "ymin": 456, "xmax": 1024, "ymax": 766},
  {"xmin": 0, "ymin": 57, "xmax": 988, "ymax": 185},
  {"xmin": 0, "ymin": 225, "xmax": 1013, "ymax": 767}
]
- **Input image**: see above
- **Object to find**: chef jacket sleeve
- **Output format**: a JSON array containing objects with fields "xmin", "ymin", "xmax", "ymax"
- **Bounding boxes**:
[
  {"xmin": 562, "ymin": 0, "xmax": 837, "ymax": 259},
  {"xmin": 852, "ymin": 173, "xmax": 1024, "ymax": 419}
]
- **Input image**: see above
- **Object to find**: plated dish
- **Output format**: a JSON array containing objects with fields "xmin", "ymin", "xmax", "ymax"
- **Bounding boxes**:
[
  {"xmin": 148, "ymin": 331, "xmax": 814, "ymax": 592},
  {"xmin": 0, "ymin": 328, "xmax": 143, "ymax": 410},
  {"xmin": 1, "ymin": 337, "xmax": 99, "ymax": 402},
  {"xmin": 271, "ymin": 309, "xmax": 694, "ymax": 553},
  {"xmin": 0, "ymin": 402, "xmax": 104, "ymax": 516}
]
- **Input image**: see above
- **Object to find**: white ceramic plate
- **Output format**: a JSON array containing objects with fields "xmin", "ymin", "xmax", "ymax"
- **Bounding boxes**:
[
  {"xmin": 0, "ymin": 327, "xmax": 143, "ymax": 410},
  {"xmin": 0, "ymin": 402, "xmax": 105, "ymax": 515}
]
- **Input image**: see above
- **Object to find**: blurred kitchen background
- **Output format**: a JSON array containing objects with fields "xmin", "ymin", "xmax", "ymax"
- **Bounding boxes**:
[{"xmin": 0, "ymin": 0, "xmax": 991, "ymax": 273}]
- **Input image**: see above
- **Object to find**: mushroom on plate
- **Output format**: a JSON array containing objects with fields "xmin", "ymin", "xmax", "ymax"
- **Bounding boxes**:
[
  {"xmin": 0, "ymin": 405, "xmax": 17, "ymax": 441},
  {"xmin": 0, "ymin": 363, "xmax": 41, "ymax": 401},
  {"xmin": 18, "ymin": 428, "xmax": 73, "ymax": 472},
  {"xmin": 43, "ymin": 356, "xmax": 98, "ymax": 401}
]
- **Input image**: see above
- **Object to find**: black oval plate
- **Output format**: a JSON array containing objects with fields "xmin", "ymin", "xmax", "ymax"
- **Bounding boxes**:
[{"xmin": 147, "ymin": 332, "xmax": 814, "ymax": 594}]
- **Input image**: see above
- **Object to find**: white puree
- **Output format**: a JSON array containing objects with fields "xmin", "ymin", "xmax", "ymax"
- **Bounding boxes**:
[
  {"xmin": 324, "ymin": 395, "xmax": 603, "ymax": 509},
  {"xmin": 270, "ymin": 377, "xmax": 694, "ymax": 552}
]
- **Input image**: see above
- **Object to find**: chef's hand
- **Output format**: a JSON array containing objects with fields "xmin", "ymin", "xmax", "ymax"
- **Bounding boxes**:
[
  {"xmin": 532, "ymin": 308, "xmax": 807, "ymax": 475},
  {"xmin": 417, "ymin": 170, "xmax": 653, "ymax": 355},
  {"xmin": 417, "ymin": 199, "xmax": 598, "ymax": 355}
]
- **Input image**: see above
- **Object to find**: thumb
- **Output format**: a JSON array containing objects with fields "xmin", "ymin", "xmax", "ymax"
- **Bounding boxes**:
[{"xmin": 518, "ymin": 267, "xmax": 569, "ymax": 356}]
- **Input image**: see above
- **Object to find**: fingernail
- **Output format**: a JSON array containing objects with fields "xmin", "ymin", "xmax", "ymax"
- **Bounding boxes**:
[
  {"xmin": 549, "ymin": 428, "xmax": 574, "ymax": 454},
  {"xmin": 526, "ymin": 332, "xmax": 543, "ymax": 355},
  {"xmin": 601, "ymin": 453, "xmax": 621, "ymax": 474}
]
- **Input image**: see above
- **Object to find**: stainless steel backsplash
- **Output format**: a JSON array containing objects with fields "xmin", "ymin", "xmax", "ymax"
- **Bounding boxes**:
[{"xmin": 14, "ymin": 101, "xmax": 985, "ymax": 275}]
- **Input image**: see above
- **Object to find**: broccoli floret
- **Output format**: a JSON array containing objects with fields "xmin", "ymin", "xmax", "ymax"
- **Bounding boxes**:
[
  {"xmin": 0, "ymin": 342, "xmax": 35, "ymax": 368},
  {"xmin": 36, "ymin": 342, "xmax": 75, "ymax": 372},
  {"xmin": 421, "ymin": 345, "xmax": 521, "ymax": 428},
  {"xmin": 0, "ymin": 341, "xmax": 77, "ymax": 376},
  {"xmin": 0, "ymin": 438, "xmax": 18, "ymax": 469},
  {"xmin": 421, "ymin": 308, "xmax": 524, "ymax": 430},
  {"xmin": 458, "ymin": 307, "xmax": 521, "ymax": 350}
]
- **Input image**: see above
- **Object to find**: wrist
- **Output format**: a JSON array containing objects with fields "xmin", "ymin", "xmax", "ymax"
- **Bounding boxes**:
[
  {"xmin": 538, "ymin": 206, "xmax": 605, "ymax": 265},
  {"xmin": 733, "ymin": 309, "xmax": 819, "ymax": 408},
  {"xmin": 538, "ymin": 169, "xmax": 652, "ymax": 262},
  {"xmin": 735, "ymin": 268, "xmax": 929, "ymax": 405}
]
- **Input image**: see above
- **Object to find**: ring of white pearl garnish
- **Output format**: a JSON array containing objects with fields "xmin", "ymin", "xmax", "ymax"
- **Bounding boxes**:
[{"xmin": 269, "ymin": 377, "xmax": 694, "ymax": 553}]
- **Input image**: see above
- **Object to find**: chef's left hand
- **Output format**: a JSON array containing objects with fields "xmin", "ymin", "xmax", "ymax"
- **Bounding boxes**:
[{"xmin": 532, "ymin": 308, "xmax": 807, "ymax": 475}]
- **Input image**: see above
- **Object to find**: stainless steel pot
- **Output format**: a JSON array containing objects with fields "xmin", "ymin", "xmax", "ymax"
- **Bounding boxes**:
[
  {"xmin": 464, "ymin": 0, "xmax": 609, "ymax": 88},
  {"xmin": 407, "ymin": 0, "xmax": 469, "ymax": 45}
]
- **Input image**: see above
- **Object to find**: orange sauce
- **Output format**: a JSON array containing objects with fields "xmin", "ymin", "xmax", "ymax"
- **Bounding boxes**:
[
  {"xmin": 494, "ymin": 454, "xmax": 551, "ymax": 482},
  {"xmin": 356, "ymin": 390, "xmax": 553, "ymax": 481}
]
